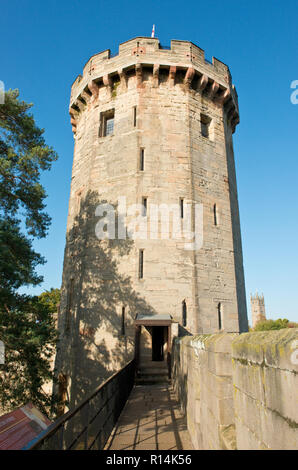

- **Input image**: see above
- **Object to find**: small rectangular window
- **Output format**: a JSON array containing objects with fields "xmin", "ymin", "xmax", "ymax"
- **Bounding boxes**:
[
  {"xmin": 201, "ymin": 114, "xmax": 211, "ymax": 138},
  {"xmin": 139, "ymin": 249, "xmax": 144, "ymax": 279},
  {"xmin": 140, "ymin": 148, "xmax": 144, "ymax": 171},
  {"xmin": 218, "ymin": 303, "xmax": 222, "ymax": 330},
  {"xmin": 142, "ymin": 197, "xmax": 147, "ymax": 217},
  {"xmin": 182, "ymin": 300, "xmax": 187, "ymax": 327},
  {"xmin": 105, "ymin": 117, "xmax": 114, "ymax": 136},
  {"xmin": 133, "ymin": 106, "xmax": 137, "ymax": 127},
  {"xmin": 75, "ymin": 188, "xmax": 84, "ymax": 217},
  {"xmin": 65, "ymin": 279, "xmax": 74, "ymax": 332},
  {"xmin": 100, "ymin": 109, "xmax": 115, "ymax": 137},
  {"xmin": 213, "ymin": 203, "xmax": 218, "ymax": 226},
  {"xmin": 180, "ymin": 198, "xmax": 184, "ymax": 218},
  {"xmin": 121, "ymin": 306, "xmax": 126, "ymax": 336}
]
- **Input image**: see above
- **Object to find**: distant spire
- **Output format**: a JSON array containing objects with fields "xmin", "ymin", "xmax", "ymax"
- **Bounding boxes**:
[{"xmin": 151, "ymin": 24, "xmax": 155, "ymax": 38}]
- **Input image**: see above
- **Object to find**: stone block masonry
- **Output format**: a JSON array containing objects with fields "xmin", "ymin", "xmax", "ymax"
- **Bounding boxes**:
[
  {"xmin": 172, "ymin": 329, "xmax": 298, "ymax": 450},
  {"xmin": 232, "ymin": 329, "xmax": 298, "ymax": 449},
  {"xmin": 54, "ymin": 36, "xmax": 248, "ymax": 411}
]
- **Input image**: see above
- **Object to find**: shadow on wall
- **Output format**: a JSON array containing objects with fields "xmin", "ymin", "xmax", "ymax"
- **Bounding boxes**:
[
  {"xmin": 171, "ymin": 339, "xmax": 188, "ymax": 415},
  {"xmin": 54, "ymin": 190, "xmax": 157, "ymax": 410},
  {"xmin": 178, "ymin": 325, "xmax": 193, "ymax": 337},
  {"xmin": 223, "ymin": 121, "xmax": 249, "ymax": 333}
]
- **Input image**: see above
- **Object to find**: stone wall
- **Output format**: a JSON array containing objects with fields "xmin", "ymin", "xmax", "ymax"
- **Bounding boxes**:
[
  {"xmin": 172, "ymin": 329, "xmax": 298, "ymax": 450},
  {"xmin": 232, "ymin": 329, "xmax": 298, "ymax": 449}
]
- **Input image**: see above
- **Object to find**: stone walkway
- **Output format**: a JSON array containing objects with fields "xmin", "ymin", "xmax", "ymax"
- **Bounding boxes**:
[{"xmin": 105, "ymin": 384, "xmax": 193, "ymax": 450}]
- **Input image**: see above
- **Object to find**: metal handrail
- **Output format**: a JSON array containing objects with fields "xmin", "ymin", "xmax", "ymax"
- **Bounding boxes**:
[{"xmin": 26, "ymin": 359, "xmax": 135, "ymax": 450}]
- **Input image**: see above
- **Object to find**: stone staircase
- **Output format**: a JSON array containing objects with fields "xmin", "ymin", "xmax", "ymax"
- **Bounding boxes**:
[{"xmin": 136, "ymin": 360, "xmax": 170, "ymax": 385}]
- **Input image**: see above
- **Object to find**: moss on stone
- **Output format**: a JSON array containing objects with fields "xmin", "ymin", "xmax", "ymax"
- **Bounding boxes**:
[
  {"xmin": 221, "ymin": 424, "xmax": 237, "ymax": 450},
  {"xmin": 111, "ymin": 81, "xmax": 120, "ymax": 98}
]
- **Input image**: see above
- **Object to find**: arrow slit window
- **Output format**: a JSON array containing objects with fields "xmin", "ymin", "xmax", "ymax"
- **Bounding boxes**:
[{"xmin": 201, "ymin": 114, "xmax": 212, "ymax": 138}]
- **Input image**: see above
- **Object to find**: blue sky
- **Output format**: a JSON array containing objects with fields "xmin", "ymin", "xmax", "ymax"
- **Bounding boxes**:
[{"xmin": 1, "ymin": 0, "xmax": 297, "ymax": 324}]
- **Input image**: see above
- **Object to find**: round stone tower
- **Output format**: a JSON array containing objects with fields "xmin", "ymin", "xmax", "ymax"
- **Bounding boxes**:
[{"xmin": 55, "ymin": 37, "xmax": 248, "ymax": 407}]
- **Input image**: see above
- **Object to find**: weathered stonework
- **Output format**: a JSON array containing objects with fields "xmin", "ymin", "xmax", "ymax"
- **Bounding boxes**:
[
  {"xmin": 172, "ymin": 333, "xmax": 238, "ymax": 449},
  {"xmin": 172, "ymin": 329, "xmax": 298, "ymax": 450},
  {"xmin": 232, "ymin": 329, "xmax": 298, "ymax": 449},
  {"xmin": 54, "ymin": 37, "xmax": 248, "ymax": 408}
]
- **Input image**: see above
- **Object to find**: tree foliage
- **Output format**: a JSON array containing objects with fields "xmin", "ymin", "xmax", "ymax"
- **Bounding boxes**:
[
  {"xmin": 0, "ymin": 89, "xmax": 58, "ymax": 416},
  {"xmin": 253, "ymin": 318, "xmax": 294, "ymax": 331},
  {"xmin": 0, "ymin": 292, "xmax": 60, "ymax": 415},
  {"xmin": 38, "ymin": 288, "xmax": 61, "ymax": 314},
  {"xmin": 0, "ymin": 219, "xmax": 44, "ymax": 305}
]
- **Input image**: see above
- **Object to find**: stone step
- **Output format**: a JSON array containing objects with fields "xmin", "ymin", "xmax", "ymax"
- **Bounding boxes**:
[
  {"xmin": 136, "ymin": 368, "xmax": 170, "ymax": 385},
  {"xmin": 138, "ymin": 368, "xmax": 168, "ymax": 376},
  {"xmin": 139, "ymin": 361, "xmax": 168, "ymax": 369},
  {"xmin": 135, "ymin": 376, "xmax": 170, "ymax": 385},
  {"xmin": 137, "ymin": 359, "xmax": 169, "ymax": 385}
]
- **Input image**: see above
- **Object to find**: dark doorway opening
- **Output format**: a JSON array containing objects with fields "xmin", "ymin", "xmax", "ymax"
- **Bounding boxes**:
[{"xmin": 152, "ymin": 326, "xmax": 165, "ymax": 361}]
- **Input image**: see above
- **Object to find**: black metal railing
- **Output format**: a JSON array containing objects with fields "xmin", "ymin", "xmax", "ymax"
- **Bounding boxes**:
[{"xmin": 26, "ymin": 360, "xmax": 135, "ymax": 450}]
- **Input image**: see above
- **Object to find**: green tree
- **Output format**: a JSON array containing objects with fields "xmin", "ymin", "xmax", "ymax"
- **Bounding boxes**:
[
  {"xmin": 0, "ymin": 89, "xmax": 58, "ymax": 415},
  {"xmin": 38, "ymin": 288, "xmax": 61, "ymax": 314},
  {"xmin": 0, "ymin": 294, "xmax": 59, "ymax": 415},
  {"xmin": 254, "ymin": 318, "xmax": 290, "ymax": 331}
]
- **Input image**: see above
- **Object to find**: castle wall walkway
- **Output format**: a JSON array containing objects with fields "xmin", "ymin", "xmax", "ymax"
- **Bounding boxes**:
[{"xmin": 105, "ymin": 384, "xmax": 193, "ymax": 450}]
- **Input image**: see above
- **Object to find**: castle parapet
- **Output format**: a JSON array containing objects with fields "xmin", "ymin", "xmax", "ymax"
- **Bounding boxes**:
[{"xmin": 69, "ymin": 37, "xmax": 239, "ymax": 135}]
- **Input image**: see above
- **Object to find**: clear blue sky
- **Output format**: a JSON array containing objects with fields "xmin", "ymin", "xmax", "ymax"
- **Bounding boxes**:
[{"xmin": 1, "ymin": 0, "xmax": 297, "ymax": 324}]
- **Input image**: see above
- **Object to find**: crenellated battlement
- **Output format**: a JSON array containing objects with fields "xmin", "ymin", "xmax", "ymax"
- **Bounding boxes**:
[
  {"xmin": 69, "ymin": 37, "xmax": 239, "ymax": 135},
  {"xmin": 250, "ymin": 293, "xmax": 265, "ymax": 302}
]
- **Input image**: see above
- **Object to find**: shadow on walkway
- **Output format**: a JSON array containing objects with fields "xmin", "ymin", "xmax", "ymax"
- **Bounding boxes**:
[{"xmin": 105, "ymin": 384, "xmax": 193, "ymax": 450}]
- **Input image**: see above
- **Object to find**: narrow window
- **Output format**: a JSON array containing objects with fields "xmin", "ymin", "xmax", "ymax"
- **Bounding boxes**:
[
  {"xmin": 218, "ymin": 303, "xmax": 222, "ymax": 330},
  {"xmin": 182, "ymin": 300, "xmax": 187, "ymax": 327},
  {"xmin": 133, "ymin": 106, "xmax": 137, "ymax": 127},
  {"xmin": 180, "ymin": 198, "xmax": 184, "ymax": 219},
  {"xmin": 142, "ymin": 197, "xmax": 147, "ymax": 217},
  {"xmin": 75, "ymin": 188, "xmax": 84, "ymax": 217},
  {"xmin": 213, "ymin": 203, "xmax": 218, "ymax": 226},
  {"xmin": 139, "ymin": 249, "xmax": 144, "ymax": 279},
  {"xmin": 65, "ymin": 279, "xmax": 74, "ymax": 332},
  {"xmin": 140, "ymin": 148, "xmax": 145, "ymax": 171},
  {"xmin": 105, "ymin": 116, "xmax": 114, "ymax": 136},
  {"xmin": 121, "ymin": 306, "xmax": 126, "ymax": 335},
  {"xmin": 76, "ymin": 193, "xmax": 81, "ymax": 216},
  {"xmin": 201, "ymin": 114, "xmax": 211, "ymax": 138}
]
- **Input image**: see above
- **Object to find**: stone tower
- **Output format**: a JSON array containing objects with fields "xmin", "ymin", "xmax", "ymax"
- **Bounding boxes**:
[
  {"xmin": 251, "ymin": 293, "xmax": 266, "ymax": 328},
  {"xmin": 54, "ymin": 37, "xmax": 248, "ymax": 407}
]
